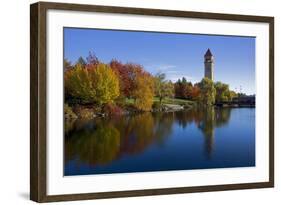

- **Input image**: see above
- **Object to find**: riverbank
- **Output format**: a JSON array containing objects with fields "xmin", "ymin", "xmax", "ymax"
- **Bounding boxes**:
[{"xmin": 65, "ymin": 97, "xmax": 196, "ymax": 120}]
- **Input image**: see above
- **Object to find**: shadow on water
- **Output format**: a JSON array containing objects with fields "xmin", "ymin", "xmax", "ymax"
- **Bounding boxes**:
[{"xmin": 65, "ymin": 107, "xmax": 234, "ymax": 169}]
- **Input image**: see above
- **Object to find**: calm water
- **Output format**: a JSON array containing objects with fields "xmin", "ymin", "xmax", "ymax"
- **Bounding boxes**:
[{"xmin": 64, "ymin": 107, "xmax": 255, "ymax": 176}]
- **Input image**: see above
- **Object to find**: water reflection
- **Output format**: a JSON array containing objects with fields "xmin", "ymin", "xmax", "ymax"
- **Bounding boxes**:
[
  {"xmin": 65, "ymin": 107, "xmax": 255, "ymax": 175},
  {"xmin": 65, "ymin": 123, "xmax": 120, "ymax": 165},
  {"xmin": 199, "ymin": 107, "xmax": 231, "ymax": 159},
  {"xmin": 173, "ymin": 107, "xmax": 232, "ymax": 159}
]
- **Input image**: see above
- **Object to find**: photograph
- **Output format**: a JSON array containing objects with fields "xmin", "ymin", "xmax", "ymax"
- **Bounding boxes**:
[{"xmin": 63, "ymin": 28, "xmax": 256, "ymax": 176}]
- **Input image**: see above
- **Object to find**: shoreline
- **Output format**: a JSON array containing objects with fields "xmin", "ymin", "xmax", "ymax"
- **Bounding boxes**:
[
  {"xmin": 65, "ymin": 102, "xmax": 256, "ymax": 121},
  {"xmin": 65, "ymin": 103, "xmax": 194, "ymax": 120}
]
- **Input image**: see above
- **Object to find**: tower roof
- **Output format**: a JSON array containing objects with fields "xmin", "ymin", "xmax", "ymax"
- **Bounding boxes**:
[{"xmin": 204, "ymin": 49, "xmax": 213, "ymax": 57}]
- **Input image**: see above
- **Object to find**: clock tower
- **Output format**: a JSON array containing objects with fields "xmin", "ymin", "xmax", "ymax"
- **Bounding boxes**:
[{"xmin": 204, "ymin": 49, "xmax": 214, "ymax": 81}]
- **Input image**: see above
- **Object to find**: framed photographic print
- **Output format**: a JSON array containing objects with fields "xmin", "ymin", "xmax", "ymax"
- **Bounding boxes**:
[{"xmin": 30, "ymin": 1, "xmax": 274, "ymax": 202}]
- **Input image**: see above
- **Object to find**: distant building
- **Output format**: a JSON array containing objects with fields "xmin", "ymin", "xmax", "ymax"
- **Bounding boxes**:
[{"xmin": 204, "ymin": 49, "xmax": 214, "ymax": 81}]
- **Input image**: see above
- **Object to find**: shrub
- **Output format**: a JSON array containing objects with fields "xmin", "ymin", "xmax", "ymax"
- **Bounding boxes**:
[
  {"xmin": 64, "ymin": 104, "xmax": 77, "ymax": 119},
  {"xmin": 72, "ymin": 105, "xmax": 96, "ymax": 119},
  {"xmin": 103, "ymin": 103, "xmax": 124, "ymax": 116}
]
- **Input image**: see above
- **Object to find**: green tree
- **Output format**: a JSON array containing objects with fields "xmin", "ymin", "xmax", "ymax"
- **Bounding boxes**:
[
  {"xmin": 198, "ymin": 77, "xmax": 216, "ymax": 106},
  {"xmin": 154, "ymin": 72, "xmax": 175, "ymax": 104},
  {"xmin": 92, "ymin": 64, "xmax": 120, "ymax": 105},
  {"xmin": 229, "ymin": 90, "xmax": 237, "ymax": 101},
  {"xmin": 215, "ymin": 82, "xmax": 231, "ymax": 102},
  {"xmin": 182, "ymin": 77, "xmax": 187, "ymax": 84},
  {"xmin": 165, "ymin": 81, "xmax": 175, "ymax": 98},
  {"xmin": 76, "ymin": 56, "xmax": 86, "ymax": 67}
]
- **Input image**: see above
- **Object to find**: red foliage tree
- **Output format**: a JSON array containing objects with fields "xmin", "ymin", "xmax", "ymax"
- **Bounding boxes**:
[
  {"xmin": 110, "ymin": 60, "xmax": 152, "ymax": 98},
  {"xmin": 174, "ymin": 78, "xmax": 193, "ymax": 100},
  {"xmin": 125, "ymin": 63, "xmax": 151, "ymax": 96},
  {"xmin": 110, "ymin": 60, "xmax": 131, "ymax": 97},
  {"xmin": 191, "ymin": 85, "xmax": 201, "ymax": 100}
]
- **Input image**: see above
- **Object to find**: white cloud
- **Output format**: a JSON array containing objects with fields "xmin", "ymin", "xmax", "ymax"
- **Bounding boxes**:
[
  {"xmin": 144, "ymin": 63, "xmax": 201, "ymax": 84},
  {"xmin": 145, "ymin": 64, "xmax": 177, "ymax": 72}
]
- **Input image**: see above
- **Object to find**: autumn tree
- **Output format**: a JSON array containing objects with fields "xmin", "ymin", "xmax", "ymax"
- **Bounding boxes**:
[
  {"xmin": 191, "ymin": 85, "xmax": 201, "ymax": 101},
  {"xmin": 184, "ymin": 82, "xmax": 193, "ymax": 99},
  {"xmin": 197, "ymin": 77, "xmax": 216, "ymax": 106},
  {"xmin": 132, "ymin": 74, "xmax": 154, "ymax": 111},
  {"xmin": 92, "ymin": 63, "xmax": 120, "ymax": 105},
  {"xmin": 64, "ymin": 63, "xmax": 96, "ymax": 103},
  {"xmin": 110, "ymin": 59, "xmax": 131, "ymax": 97},
  {"xmin": 174, "ymin": 77, "xmax": 193, "ymax": 99},
  {"xmin": 154, "ymin": 72, "xmax": 174, "ymax": 104},
  {"xmin": 110, "ymin": 61, "xmax": 152, "ymax": 100},
  {"xmin": 64, "ymin": 63, "xmax": 120, "ymax": 105},
  {"xmin": 124, "ymin": 63, "xmax": 150, "ymax": 98},
  {"xmin": 127, "ymin": 64, "xmax": 155, "ymax": 111}
]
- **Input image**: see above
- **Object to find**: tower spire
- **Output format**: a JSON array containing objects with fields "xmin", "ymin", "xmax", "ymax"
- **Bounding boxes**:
[{"xmin": 204, "ymin": 48, "xmax": 213, "ymax": 57}]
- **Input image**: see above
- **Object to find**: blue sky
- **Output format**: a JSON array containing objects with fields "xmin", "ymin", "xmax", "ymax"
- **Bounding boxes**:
[{"xmin": 64, "ymin": 28, "xmax": 255, "ymax": 95}]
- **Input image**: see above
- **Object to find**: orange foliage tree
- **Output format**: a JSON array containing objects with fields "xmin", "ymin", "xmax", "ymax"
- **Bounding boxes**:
[
  {"xmin": 132, "ymin": 74, "xmax": 154, "ymax": 111},
  {"xmin": 110, "ymin": 60, "xmax": 131, "ymax": 97}
]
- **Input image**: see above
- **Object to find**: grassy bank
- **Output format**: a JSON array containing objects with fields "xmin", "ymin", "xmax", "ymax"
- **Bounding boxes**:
[{"xmin": 153, "ymin": 97, "xmax": 195, "ymax": 106}]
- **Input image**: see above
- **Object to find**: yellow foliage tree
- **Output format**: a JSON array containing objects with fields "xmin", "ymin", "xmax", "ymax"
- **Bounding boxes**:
[
  {"xmin": 64, "ymin": 63, "xmax": 96, "ymax": 103},
  {"xmin": 65, "ymin": 63, "xmax": 120, "ymax": 105},
  {"xmin": 132, "ymin": 75, "xmax": 154, "ymax": 111},
  {"xmin": 92, "ymin": 64, "xmax": 120, "ymax": 105}
]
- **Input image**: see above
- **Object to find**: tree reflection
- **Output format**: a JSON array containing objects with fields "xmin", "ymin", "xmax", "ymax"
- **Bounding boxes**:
[
  {"xmin": 198, "ymin": 107, "xmax": 215, "ymax": 159},
  {"xmin": 197, "ymin": 107, "xmax": 231, "ymax": 159},
  {"xmin": 215, "ymin": 108, "xmax": 231, "ymax": 127},
  {"xmin": 172, "ymin": 107, "xmax": 232, "ymax": 159},
  {"xmin": 65, "ymin": 112, "xmax": 174, "ymax": 167},
  {"xmin": 65, "ymin": 107, "xmax": 232, "ymax": 167},
  {"xmin": 117, "ymin": 113, "xmax": 155, "ymax": 155},
  {"xmin": 174, "ymin": 110, "xmax": 194, "ymax": 128},
  {"xmin": 65, "ymin": 122, "xmax": 120, "ymax": 166}
]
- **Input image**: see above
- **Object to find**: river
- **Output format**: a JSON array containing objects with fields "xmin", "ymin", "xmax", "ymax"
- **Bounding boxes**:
[{"xmin": 64, "ymin": 107, "xmax": 255, "ymax": 176}]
